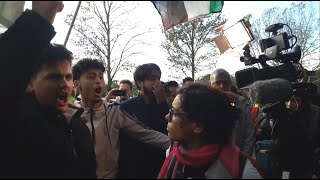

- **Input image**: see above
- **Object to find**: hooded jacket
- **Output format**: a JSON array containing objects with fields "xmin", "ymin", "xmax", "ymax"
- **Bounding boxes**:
[{"xmin": 80, "ymin": 100, "xmax": 170, "ymax": 179}]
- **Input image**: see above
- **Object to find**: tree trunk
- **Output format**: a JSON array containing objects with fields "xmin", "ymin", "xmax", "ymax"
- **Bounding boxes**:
[{"xmin": 106, "ymin": 1, "xmax": 112, "ymax": 92}]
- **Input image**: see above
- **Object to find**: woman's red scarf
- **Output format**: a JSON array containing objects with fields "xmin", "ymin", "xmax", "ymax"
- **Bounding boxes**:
[
  {"xmin": 252, "ymin": 106, "xmax": 260, "ymax": 133},
  {"xmin": 158, "ymin": 143, "xmax": 240, "ymax": 179}
]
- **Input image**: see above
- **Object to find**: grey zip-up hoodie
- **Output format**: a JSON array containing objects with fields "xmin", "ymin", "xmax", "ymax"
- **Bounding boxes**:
[{"xmin": 81, "ymin": 100, "xmax": 170, "ymax": 179}]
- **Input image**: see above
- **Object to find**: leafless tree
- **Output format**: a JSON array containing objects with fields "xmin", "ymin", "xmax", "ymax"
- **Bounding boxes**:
[
  {"xmin": 161, "ymin": 14, "xmax": 226, "ymax": 80},
  {"xmin": 246, "ymin": 2, "xmax": 320, "ymax": 69},
  {"xmin": 66, "ymin": 1, "xmax": 151, "ymax": 90}
]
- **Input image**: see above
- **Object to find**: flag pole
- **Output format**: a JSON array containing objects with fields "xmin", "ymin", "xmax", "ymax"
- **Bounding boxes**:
[{"xmin": 64, "ymin": 1, "xmax": 82, "ymax": 47}]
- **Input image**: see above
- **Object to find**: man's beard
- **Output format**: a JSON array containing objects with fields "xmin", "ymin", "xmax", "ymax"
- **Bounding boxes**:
[{"xmin": 143, "ymin": 87, "xmax": 156, "ymax": 100}]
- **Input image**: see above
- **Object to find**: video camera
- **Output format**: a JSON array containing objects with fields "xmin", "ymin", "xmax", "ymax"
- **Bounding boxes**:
[{"xmin": 235, "ymin": 23, "xmax": 304, "ymax": 89}]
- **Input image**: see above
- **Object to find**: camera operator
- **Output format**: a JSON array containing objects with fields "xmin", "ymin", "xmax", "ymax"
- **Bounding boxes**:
[
  {"xmin": 285, "ymin": 92, "xmax": 320, "ymax": 179},
  {"xmin": 249, "ymin": 78, "xmax": 318, "ymax": 179}
]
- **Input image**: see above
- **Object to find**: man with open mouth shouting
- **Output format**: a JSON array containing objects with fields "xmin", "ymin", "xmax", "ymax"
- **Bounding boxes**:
[
  {"xmin": 0, "ymin": 1, "xmax": 96, "ymax": 178},
  {"xmin": 72, "ymin": 58, "xmax": 170, "ymax": 179}
]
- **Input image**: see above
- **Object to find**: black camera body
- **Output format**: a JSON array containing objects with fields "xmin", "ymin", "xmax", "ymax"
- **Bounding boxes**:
[
  {"xmin": 236, "ymin": 63, "xmax": 301, "ymax": 89},
  {"xmin": 236, "ymin": 23, "xmax": 303, "ymax": 89},
  {"xmin": 113, "ymin": 90, "xmax": 127, "ymax": 96}
]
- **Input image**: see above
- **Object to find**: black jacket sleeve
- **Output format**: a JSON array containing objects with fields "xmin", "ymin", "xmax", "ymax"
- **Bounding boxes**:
[
  {"xmin": 0, "ymin": 9, "xmax": 56, "ymax": 111},
  {"xmin": 0, "ymin": 9, "xmax": 56, "ymax": 177}
]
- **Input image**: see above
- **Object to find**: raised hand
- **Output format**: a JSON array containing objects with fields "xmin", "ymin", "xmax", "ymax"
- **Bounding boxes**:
[
  {"xmin": 105, "ymin": 89, "xmax": 117, "ymax": 102},
  {"xmin": 153, "ymin": 82, "xmax": 166, "ymax": 104},
  {"xmin": 32, "ymin": 1, "xmax": 64, "ymax": 24}
]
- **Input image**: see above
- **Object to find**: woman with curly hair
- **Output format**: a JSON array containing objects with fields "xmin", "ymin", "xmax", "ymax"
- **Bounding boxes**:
[{"xmin": 158, "ymin": 83, "xmax": 263, "ymax": 179}]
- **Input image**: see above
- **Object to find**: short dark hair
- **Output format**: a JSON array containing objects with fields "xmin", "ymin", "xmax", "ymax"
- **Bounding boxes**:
[
  {"xmin": 134, "ymin": 63, "xmax": 161, "ymax": 90},
  {"xmin": 72, "ymin": 58, "xmax": 105, "ymax": 80},
  {"xmin": 177, "ymin": 83, "xmax": 238, "ymax": 146},
  {"xmin": 33, "ymin": 44, "xmax": 73, "ymax": 75},
  {"xmin": 119, "ymin": 79, "xmax": 133, "ymax": 90},
  {"xmin": 182, "ymin": 77, "xmax": 194, "ymax": 85},
  {"xmin": 210, "ymin": 68, "xmax": 231, "ymax": 82},
  {"xmin": 164, "ymin": 81, "xmax": 179, "ymax": 94}
]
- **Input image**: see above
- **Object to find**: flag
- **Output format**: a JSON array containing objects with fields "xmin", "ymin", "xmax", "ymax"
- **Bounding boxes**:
[
  {"xmin": 0, "ymin": 1, "xmax": 25, "ymax": 28},
  {"xmin": 152, "ymin": 1, "xmax": 223, "ymax": 31}
]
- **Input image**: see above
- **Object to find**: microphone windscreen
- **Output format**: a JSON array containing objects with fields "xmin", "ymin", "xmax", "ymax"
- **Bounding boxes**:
[{"xmin": 249, "ymin": 78, "xmax": 293, "ymax": 105}]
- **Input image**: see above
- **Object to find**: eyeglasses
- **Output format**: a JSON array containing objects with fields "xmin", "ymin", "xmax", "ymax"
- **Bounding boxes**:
[{"xmin": 168, "ymin": 108, "xmax": 186, "ymax": 121}]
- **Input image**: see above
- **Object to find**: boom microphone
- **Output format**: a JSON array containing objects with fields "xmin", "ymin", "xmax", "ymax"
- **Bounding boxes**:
[{"xmin": 249, "ymin": 78, "xmax": 293, "ymax": 105}]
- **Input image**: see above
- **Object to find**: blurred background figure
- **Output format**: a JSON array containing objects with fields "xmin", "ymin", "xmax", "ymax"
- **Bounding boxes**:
[
  {"xmin": 164, "ymin": 81, "xmax": 179, "ymax": 108},
  {"xmin": 210, "ymin": 68, "xmax": 255, "ymax": 156},
  {"xmin": 106, "ymin": 79, "xmax": 133, "ymax": 103},
  {"xmin": 182, "ymin": 77, "xmax": 194, "ymax": 87}
]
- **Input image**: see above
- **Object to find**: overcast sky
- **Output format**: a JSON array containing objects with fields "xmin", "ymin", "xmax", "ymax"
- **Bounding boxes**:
[{"xmin": 23, "ymin": 1, "xmax": 318, "ymax": 83}]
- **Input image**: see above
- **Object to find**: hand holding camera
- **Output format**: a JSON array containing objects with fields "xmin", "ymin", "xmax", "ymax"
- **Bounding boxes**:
[{"xmin": 105, "ymin": 89, "xmax": 128, "ymax": 103}]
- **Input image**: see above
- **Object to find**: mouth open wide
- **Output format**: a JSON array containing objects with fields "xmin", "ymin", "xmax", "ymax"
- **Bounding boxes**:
[
  {"xmin": 57, "ymin": 93, "xmax": 68, "ymax": 105},
  {"xmin": 95, "ymin": 87, "xmax": 102, "ymax": 94}
]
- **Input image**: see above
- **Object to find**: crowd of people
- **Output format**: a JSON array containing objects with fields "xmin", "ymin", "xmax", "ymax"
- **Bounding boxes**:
[{"xmin": 0, "ymin": 1, "xmax": 319, "ymax": 179}]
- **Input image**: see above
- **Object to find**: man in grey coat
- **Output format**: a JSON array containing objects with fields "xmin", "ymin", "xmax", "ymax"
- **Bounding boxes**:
[
  {"xmin": 210, "ymin": 68, "xmax": 255, "ymax": 156},
  {"xmin": 72, "ymin": 58, "xmax": 170, "ymax": 178}
]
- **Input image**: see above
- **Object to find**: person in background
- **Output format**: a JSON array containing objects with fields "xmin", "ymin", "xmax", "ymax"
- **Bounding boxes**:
[
  {"xmin": 118, "ymin": 63, "xmax": 169, "ymax": 179},
  {"xmin": 105, "ymin": 79, "xmax": 133, "ymax": 103},
  {"xmin": 158, "ymin": 83, "xmax": 263, "ymax": 179},
  {"xmin": 210, "ymin": 68, "xmax": 255, "ymax": 156},
  {"xmin": 164, "ymin": 81, "xmax": 179, "ymax": 108},
  {"xmin": 182, "ymin": 77, "xmax": 194, "ymax": 87},
  {"xmin": 282, "ymin": 92, "xmax": 319, "ymax": 179}
]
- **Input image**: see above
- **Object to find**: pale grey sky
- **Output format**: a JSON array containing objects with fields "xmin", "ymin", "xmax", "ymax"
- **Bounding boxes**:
[{"xmin": 23, "ymin": 1, "xmax": 319, "ymax": 83}]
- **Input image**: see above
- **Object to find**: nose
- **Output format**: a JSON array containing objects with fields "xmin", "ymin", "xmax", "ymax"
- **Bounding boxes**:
[
  {"xmin": 165, "ymin": 113, "xmax": 170, "ymax": 122},
  {"xmin": 219, "ymin": 82, "xmax": 226, "ymax": 89},
  {"xmin": 59, "ymin": 78, "xmax": 68, "ymax": 88},
  {"xmin": 60, "ymin": 76, "xmax": 73, "ymax": 90},
  {"xmin": 96, "ymin": 78, "xmax": 102, "ymax": 84}
]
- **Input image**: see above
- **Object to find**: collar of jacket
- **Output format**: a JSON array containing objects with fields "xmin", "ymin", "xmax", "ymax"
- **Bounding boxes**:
[
  {"xmin": 24, "ymin": 92, "xmax": 69, "ymax": 127},
  {"xmin": 82, "ymin": 100, "xmax": 106, "ymax": 122},
  {"xmin": 137, "ymin": 93, "xmax": 159, "ymax": 105}
]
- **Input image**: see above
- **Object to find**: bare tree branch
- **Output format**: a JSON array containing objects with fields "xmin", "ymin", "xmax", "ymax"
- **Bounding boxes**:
[
  {"xmin": 162, "ymin": 14, "xmax": 226, "ymax": 79},
  {"xmin": 65, "ymin": 1, "xmax": 151, "ymax": 91}
]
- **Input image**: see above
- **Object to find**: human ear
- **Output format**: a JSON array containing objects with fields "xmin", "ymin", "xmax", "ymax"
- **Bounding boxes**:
[{"xmin": 74, "ymin": 80, "xmax": 80, "ymax": 91}]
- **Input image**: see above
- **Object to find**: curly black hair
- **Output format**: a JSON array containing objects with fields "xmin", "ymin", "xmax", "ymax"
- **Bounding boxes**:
[
  {"xmin": 177, "ymin": 83, "xmax": 239, "ymax": 146},
  {"xmin": 33, "ymin": 44, "xmax": 73, "ymax": 76},
  {"xmin": 72, "ymin": 58, "xmax": 105, "ymax": 80}
]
